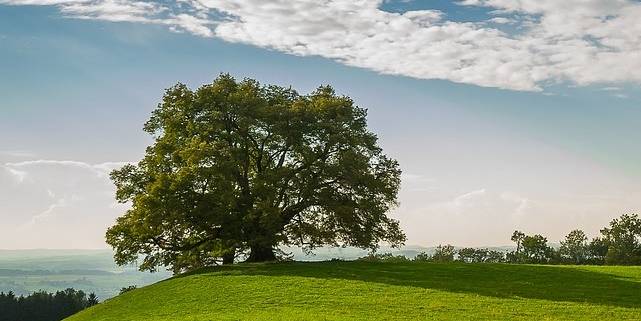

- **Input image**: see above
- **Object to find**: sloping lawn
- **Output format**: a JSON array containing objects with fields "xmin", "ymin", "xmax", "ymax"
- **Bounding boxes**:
[{"xmin": 66, "ymin": 261, "xmax": 641, "ymax": 320}]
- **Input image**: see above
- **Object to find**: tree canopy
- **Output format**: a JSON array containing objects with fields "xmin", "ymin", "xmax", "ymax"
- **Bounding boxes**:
[
  {"xmin": 106, "ymin": 74, "xmax": 405, "ymax": 272},
  {"xmin": 601, "ymin": 213, "xmax": 641, "ymax": 265},
  {"xmin": 559, "ymin": 229, "xmax": 588, "ymax": 264},
  {"xmin": 507, "ymin": 231, "xmax": 554, "ymax": 264}
]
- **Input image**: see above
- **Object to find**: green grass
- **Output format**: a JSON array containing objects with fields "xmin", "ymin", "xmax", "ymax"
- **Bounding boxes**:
[{"xmin": 66, "ymin": 261, "xmax": 641, "ymax": 320}]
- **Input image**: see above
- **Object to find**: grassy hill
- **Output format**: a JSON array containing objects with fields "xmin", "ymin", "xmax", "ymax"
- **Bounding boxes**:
[{"xmin": 66, "ymin": 261, "xmax": 641, "ymax": 320}]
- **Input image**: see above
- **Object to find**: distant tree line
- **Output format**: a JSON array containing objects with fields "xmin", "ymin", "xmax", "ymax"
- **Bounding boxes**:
[
  {"xmin": 360, "ymin": 214, "xmax": 641, "ymax": 266},
  {"xmin": 0, "ymin": 288, "xmax": 98, "ymax": 321},
  {"xmin": 359, "ymin": 244, "xmax": 505, "ymax": 263},
  {"xmin": 506, "ymin": 213, "xmax": 641, "ymax": 265}
]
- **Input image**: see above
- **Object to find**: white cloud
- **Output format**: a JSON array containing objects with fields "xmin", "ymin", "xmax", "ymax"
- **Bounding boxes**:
[
  {"xmin": 163, "ymin": 13, "xmax": 214, "ymax": 37},
  {"xmin": 500, "ymin": 192, "xmax": 530, "ymax": 218},
  {"xmin": 487, "ymin": 17, "xmax": 514, "ymax": 24},
  {"xmin": 0, "ymin": 0, "xmax": 215, "ymax": 37},
  {"xmin": 0, "ymin": 0, "xmax": 84, "ymax": 4},
  {"xmin": 3, "ymin": 166, "xmax": 28, "ymax": 183},
  {"xmin": 29, "ymin": 196, "xmax": 70, "ymax": 224},
  {"xmin": 59, "ymin": 0, "xmax": 164, "ymax": 23},
  {"xmin": 5, "ymin": 160, "xmax": 128, "ymax": 178},
  {"xmin": 442, "ymin": 188, "xmax": 487, "ymax": 212},
  {"xmin": 3, "ymin": 0, "xmax": 641, "ymax": 91},
  {"xmin": 0, "ymin": 159, "xmax": 129, "ymax": 249}
]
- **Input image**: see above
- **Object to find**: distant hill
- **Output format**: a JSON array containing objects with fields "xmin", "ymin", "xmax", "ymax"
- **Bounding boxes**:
[
  {"xmin": 0, "ymin": 249, "xmax": 170, "ymax": 299},
  {"xmin": 0, "ymin": 249, "xmax": 117, "ymax": 271},
  {"xmin": 66, "ymin": 261, "xmax": 641, "ymax": 321},
  {"xmin": 0, "ymin": 246, "xmax": 518, "ymax": 299}
]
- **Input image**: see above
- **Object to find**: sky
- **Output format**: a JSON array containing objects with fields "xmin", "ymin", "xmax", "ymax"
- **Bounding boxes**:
[{"xmin": 1, "ymin": 0, "xmax": 641, "ymax": 249}]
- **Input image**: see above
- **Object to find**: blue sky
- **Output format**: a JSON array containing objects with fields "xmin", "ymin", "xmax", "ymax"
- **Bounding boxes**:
[{"xmin": 1, "ymin": 0, "xmax": 641, "ymax": 249}]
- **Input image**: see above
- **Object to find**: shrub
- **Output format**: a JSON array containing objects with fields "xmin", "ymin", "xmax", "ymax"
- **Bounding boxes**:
[
  {"xmin": 413, "ymin": 252, "xmax": 432, "ymax": 262},
  {"xmin": 357, "ymin": 253, "xmax": 409, "ymax": 263},
  {"xmin": 119, "ymin": 286, "xmax": 137, "ymax": 295}
]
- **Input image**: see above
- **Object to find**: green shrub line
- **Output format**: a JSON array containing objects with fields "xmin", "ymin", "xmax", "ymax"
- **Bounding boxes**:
[{"xmin": 359, "ymin": 213, "xmax": 641, "ymax": 265}]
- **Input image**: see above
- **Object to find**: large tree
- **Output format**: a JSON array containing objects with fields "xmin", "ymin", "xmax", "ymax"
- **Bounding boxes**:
[{"xmin": 106, "ymin": 75, "xmax": 405, "ymax": 272}]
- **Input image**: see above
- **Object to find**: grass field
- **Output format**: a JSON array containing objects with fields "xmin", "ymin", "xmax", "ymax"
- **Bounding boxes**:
[{"xmin": 66, "ymin": 261, "xmax": 641, "ymax": 320}]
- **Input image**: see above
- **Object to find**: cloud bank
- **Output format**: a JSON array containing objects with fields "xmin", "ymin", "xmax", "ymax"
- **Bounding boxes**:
[{"xmin": 2, "ymin": 0, "xmax": 641, "ymax": 91}]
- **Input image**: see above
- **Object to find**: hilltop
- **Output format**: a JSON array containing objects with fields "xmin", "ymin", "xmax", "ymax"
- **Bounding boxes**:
[{"xmin": 66, "ymin": 261, "xmax": 641, "ymax": 320}]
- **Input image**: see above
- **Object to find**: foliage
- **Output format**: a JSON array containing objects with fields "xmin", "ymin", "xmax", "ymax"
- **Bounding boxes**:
[
  {"xmin": 560, "ymin": 230, "xmax": 589, "ymax": 264},
  {"xmin": 521, "ymin": 234, "xmax": 552, "ymax": 263},
  {"xmin": 0, "ymin": 288, "xmax": 98, "ymax": 321},
  {"xmin": 458, "ymin": 248, "xmax": 505, "ymax": 263},
  {"xmin": 431, "ymin": 244, "xmax": 456, "ymax": 263},
  {"xmin": 408, "ymin": 245, "xmax": 458, "ymax": 263},
  {"xmin": 601, "ymin": 214, "xmax": 641, "ymax": 265},
  {"xmin": 357, "ymin": 253, "xmax": 409, "ymax": 263},
  {"xmin": 485, "ymin": 250, "xmax": 507, "ymax": 263},
  {"xmin": 511, "ymin": 230, "xmax": 525, "ymax": 253},
  {"xmin": 413, "ymin": 251, "xmax": 432, "ymax": 262},
  {"xmin": 587, "ymin": 237, "xmax": 608, "ymax": 264},
  {"xmin": 86, "ymin": 293, "xmax": 98, "ymax": 307},
  {"xmin": 504, "ymin": 214, "xmax": 641, "ymax": 265},
  {"xmin": 507, "ymin": 231, "xmax": 555, "ymax": 264},
  {"xmin": 106, "ymin": 74, "xmax": 404, "ymax": 272},
  {"xmin": 118, "ymin": 286, "xmax": 137, "ymax": 295},
  {"xmin": 360, "ymin": 247, "xmax": 506, "ymax": 263},
  {"xmin": 67, "ymin": 262, "xmax": 641, "ymax": 321},
  {"xmin": 457, "ymin": 247, "xmax": 478, "ymax": 263}
]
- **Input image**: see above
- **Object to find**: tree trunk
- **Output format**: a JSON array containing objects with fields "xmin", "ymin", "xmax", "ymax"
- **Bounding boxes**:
[
  {"xmin": 246, "ymin": 244, "xmax": 277, "ymax": 262},
  {"xmin": 222, "ymin": 249, "xmax": 235, "ymax": 265}
]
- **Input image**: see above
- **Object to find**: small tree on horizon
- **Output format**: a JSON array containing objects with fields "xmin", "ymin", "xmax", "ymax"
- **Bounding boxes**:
[
  {"xmin": 508, "ymin": 231, "xmax": 554, "ymax": 264},
  {"xmin": 106, "ymin": 74, "xmax": 405, "ymax": 272},
  {"xmin": 431, "ymin": 244, "xmax": 456, "ymax": 262},
  {"xmin": 511, "ymin": 230, "xmax": 526, "ymax": 254},
  {"xmin": 560, "ymin": 229, "xmax": 589, "ymax": 264},
  {"xmin": 457, "ymin": 247, "xmax": 476, "ymax": 263},
  {"xmin": 521, "ymin": 234, "xmax": 552, "ymax": 263},
  {"xmin": 600, "ymin": 213, "xmax": 641, "ymax": 265}
]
